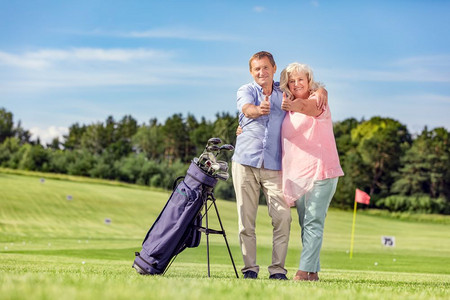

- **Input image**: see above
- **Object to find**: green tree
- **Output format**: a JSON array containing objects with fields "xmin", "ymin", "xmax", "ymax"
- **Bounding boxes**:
[
  {"xmin": 213, "ymin": 112, "xmax": 239, "ymax": 146},
  {"xmin": 391, "ymin": 127, "xmax": 450, "ymax": 212},
  {"xmin": 0, "ymin": 107, "xmax": 14, "ymax": 143},
  {"xmin": 17, "ymin": 144, "xmax": 49, "ymax": 171},
  {"xmin": 189, "ymin": 117, "xmax": 214, "ymax": 156},
  {"xmin": 88, "ymin": 151, "xmax": 117, "ymax": 179},
  {"xmin": 66, "ymin": 150, "xmax": 95, "ymax": 176},
  {"xmin": 0, "ymin": 137, "xmax": 21, "ymax": 166},
  {"xmin": 350, "ymin": 117, "xmax": 411, "ymax": 199},
  {"xmin": 14, "ymin": 120, "xmax": 31, "ymax": 145},
  {"xmin": 185, "ymin": 114, "xmax": 200, "ymax": 159},
  {"xmin": 47, "ymin": 149, "xmax": 71, "ymax": 174},
  {"xmin": 109, "ymin": 115, "xmax": 138, "ymax": 158},
  {"xmin": 333, "ymin": 149, "xmax": 369, "ymax": 208},
  {"xmin": 104, "ymin": 116, "xmax": 117, "ymax": 145},
  {"xmin": 47, "ymin": 137, "xmax": 61, "ymax": 150},
  {"xmin": 132, "ymin": 118, "xmax": 164, "ymax": 160},
  {"xmin": 116, "ymin": 115, "xmax": 138, "ymax": 140},
  {"xmin": 333, "ymin": 118, "xmax": 361, "ymax": 156},
  {"xmin": 81, "ymin": 122, "xmax": 107, "ymax": 154},
  {"xmin": 161, "ymin": 114, "xmax": 189, "ymax": 163},
  {"xmin": 63, "ymin": 123, "xmax": 86, "ymax": 150}
]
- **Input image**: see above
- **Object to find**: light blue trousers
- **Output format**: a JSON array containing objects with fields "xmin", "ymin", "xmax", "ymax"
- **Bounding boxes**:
[{"xmin": 295, "ymin": 177, "xmax": 338, "ymax": 272}]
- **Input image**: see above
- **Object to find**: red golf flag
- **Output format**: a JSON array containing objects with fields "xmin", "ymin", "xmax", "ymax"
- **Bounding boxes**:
[{"xmin": 355, "ymin": 188, "xmax": 370, "ymax": 205}]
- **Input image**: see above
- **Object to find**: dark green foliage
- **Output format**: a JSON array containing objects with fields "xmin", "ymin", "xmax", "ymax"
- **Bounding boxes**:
[
  {"xmin": 0, "ymin": 137, "xmax": 20, "ymax": 166},
  {"xmin": 350, "ymin": 117, "xmax": 411, "ymax": 197},
  {"xmin": 0, "ymin": 107, "xmax": 14, "ymax": 143},
  {"xmin": 132, "ymin": 118, "xmax": 165, "ymax": 161},
  {"xmin": 389, "ymin": 127, "xmax": 450, "ymax": 213},
  {"xmin": 87, "ymin": 151, "xmax": 117, "ymax": 179},
  {"xmin": 20, "ymin": 144, "xmax": 50, "ymax": 171},
  {"xmin": 214, "ymin": 179, "xmax": 236, "ymax": 201},
  {"xmin": 0, "ymin": 108, "xmax": 31, "ymax": 144},
  {"xmin": 66, "ymin": 150, "xmax": 96, "ymax": 176},
  {"xmin": 376, "ymin": 195, "xmax": 447, "ymax": 214}
]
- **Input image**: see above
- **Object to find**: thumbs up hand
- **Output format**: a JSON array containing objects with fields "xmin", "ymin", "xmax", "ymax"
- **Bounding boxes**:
[
  {"xmin": 281, "ymin": 92, "xmax": 291, "ymax": 111},
  {"xmin": 258, "ymin": 95, "xmax": 271, "ymax": 116}
]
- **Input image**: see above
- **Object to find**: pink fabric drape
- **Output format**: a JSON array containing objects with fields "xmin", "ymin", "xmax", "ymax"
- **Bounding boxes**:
[{"xmin": 281, "ymin": 105, "xmax": 344, "ymax": 207}]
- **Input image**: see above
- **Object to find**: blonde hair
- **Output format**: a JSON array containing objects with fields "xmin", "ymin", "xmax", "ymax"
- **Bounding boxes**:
[{"xmin": 280, "ymin": 62, "xmax": 321, "ymax": 99}]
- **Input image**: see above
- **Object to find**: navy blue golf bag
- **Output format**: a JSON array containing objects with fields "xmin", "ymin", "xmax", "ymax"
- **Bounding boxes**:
[{"xmin": 133, "ymin": 162, "xmax": 218, "ymax": 275}]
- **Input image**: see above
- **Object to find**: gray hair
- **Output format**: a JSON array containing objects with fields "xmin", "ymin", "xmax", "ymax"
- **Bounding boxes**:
[{"xmin": 280, "ymin": 62, "xmax": 321, "ymax": 99}]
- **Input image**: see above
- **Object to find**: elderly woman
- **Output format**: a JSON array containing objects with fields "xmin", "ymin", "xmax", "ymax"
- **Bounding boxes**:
[{"xmin": 280, "ymin": 62, "xmax": 344, "ymax": 281}]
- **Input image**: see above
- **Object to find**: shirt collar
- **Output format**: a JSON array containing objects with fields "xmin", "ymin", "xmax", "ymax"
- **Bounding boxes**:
[{"xmin": 253, "ymin": 81, "xmax": 279, "ymax": 93}]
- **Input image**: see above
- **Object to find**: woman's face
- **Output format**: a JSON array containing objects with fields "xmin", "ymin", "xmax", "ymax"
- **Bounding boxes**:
[{"xmin": 288, "ymin": 71, "xmax": 310, "ymax": 99}]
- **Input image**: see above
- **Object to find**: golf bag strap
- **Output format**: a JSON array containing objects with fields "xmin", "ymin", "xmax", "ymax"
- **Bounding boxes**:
[{"xmin": 172, "ymin": 176, "xmax": 185, "ymax": 191}]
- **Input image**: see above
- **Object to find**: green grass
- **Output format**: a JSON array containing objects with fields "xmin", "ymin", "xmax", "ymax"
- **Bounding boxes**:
[{"xmin": 1, "ymin": 171, "xmax": 449, "ymax": 299}]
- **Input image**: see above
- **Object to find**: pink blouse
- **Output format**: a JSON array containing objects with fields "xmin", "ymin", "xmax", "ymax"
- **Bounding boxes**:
[{"xmin": 281, "ymin": 104, "xmax": 344, "ymax": 206}]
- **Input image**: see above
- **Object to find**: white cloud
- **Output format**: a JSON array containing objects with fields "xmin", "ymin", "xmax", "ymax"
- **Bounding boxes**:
[
  {"xmin": 70, "ymin": 27, "xmax": 240, "ymax": 42},
  {"xmin": 393, "ymin": 55, "xmax": 450, "ymax": 67},
  {"xmin": 0, "ymin": 48, "xmax": 174, "ymax": 70},
  {"xmin": 0, "ymin": 52, "xmax": 48, "ymax": 69},
  {"xmin": 125, "ymin": 28, "xmax": 239, "ymax": 41},
  {"xmin": 0, "ymin": 47, "xmax": 246, "ymax": 91},
  {"xmin": 317, "ymin": 55, "xmax": 450, "ymax": 83},
  {"xmin": 253, "ymin": 6, "xmax": 265, "ymax": 13},
  {"xmin": 29, "ymin": 126, "xmax": 69, "ymax": 146},
  {"xmin": 322, "ymin": 68, "xmax": 450, "ymax": 83}
]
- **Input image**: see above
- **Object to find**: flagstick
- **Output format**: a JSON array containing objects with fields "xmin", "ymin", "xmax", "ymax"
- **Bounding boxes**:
[{"xmin": 349, "ymin": 200, "xmax": 357, "ymax": 259}]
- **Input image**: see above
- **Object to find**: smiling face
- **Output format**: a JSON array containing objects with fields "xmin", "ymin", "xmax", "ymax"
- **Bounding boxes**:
[
  {"xmin": 288, "ymin": 71, "xmax": 310, "ymax": 99},
  {"xmin": 249, "ymin": 56, "xmax": 276, "ymax": 89}
]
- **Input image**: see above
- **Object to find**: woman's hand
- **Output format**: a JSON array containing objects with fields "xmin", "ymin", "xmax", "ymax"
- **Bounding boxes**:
[
  {"xmin": 282, "ymin": 92, "xmax": 306, "ymax": 113},
  {"xmin": 283, "ymin": 91, "xmax": 323, "ymax": 117},
  {"xmin": 236, "ymin": 125, "xmax": 242, "ymax": 136},
  {"xmin": 311, "ymin": 88, "xmax": 328, "ymax": 110},
  {"xmin": 281, "ymin": 92, "xmax": 292, "ymax": 111}
]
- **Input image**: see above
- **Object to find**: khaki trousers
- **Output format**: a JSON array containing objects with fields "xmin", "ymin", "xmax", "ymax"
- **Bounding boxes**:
[{"xmin": 232, "ymin": 162, "xmax": 291, "ymax": 275}]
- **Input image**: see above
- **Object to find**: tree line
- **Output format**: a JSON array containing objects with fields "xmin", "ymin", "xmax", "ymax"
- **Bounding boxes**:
[{"xmin": 1, "ymin": 107, "xmax": 449, "ymax": 214}]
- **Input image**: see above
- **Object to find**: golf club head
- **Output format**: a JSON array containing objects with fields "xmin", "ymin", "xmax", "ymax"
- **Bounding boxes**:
[
  {"xmin": 216, "ymin": 160, "xmax": 228, "ymax": 172},
  {"xmin": 207, "ymin": 137, "xmax": 222, "ymax": 145},
  {"xmin": 206, "ymin": 145, "xmax": 220, "ymax": 152},
  {"xmin": 199, "ymin": 152, "xmax": 216, "ymax": 164},
  {"xmin": 210, "ymin": 162, "xmax": 221, "ymax": 171},
  {"xmin": 219, "ymin": 144, "xmax": 235, "ymax": 152},
  {"xmin": 215, "ymin": 171, "xmax": 229, "ymax": 181}
]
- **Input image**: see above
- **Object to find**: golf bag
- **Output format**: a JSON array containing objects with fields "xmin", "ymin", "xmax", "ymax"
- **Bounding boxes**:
[{"xmin": 133, "ymin": 161, "xmax": 218, "ymax": 275}]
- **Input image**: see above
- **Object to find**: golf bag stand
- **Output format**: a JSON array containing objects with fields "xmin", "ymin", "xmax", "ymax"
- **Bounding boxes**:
[
  {"xmin": 133, "ymin": 161, "xmax": 238, "ymax": 278},
  {"xmin": 196, "ymin": 187, "xmax": 239, "ymax": 278}
]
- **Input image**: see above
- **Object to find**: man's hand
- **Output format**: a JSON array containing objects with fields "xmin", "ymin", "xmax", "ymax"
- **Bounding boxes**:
[
  {"xmin": 311, "ymin": 88, "xmax": 328, "ymax": 110},
  {"xmin": 258, "ymin": 95, "xmax": 270, "ymax": 116},
  {"xmin": 242, "ymin": 95, "xmax": 271, "ymax": 118}
]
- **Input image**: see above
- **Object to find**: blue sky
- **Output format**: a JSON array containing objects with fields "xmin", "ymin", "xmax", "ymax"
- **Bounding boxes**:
[{"xmin": 1, "ymin": 0, "xmax": 449, "ymax": 144}]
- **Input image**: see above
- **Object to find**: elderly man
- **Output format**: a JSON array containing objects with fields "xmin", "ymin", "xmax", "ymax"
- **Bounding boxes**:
[{"xmin": 232, "ymin": 51, "xmax": 327, "ymax": 280}]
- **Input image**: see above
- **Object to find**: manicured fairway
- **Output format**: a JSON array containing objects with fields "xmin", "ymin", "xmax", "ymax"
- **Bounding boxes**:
[{"xmin": 1, "ymin": 171, "xmax": 449, "ymax": 299}]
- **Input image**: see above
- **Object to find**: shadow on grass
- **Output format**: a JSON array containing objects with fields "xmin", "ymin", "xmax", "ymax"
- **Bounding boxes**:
[{"xmin": 5, "ymin": 248, "xmax": 139, "ymax": 261}]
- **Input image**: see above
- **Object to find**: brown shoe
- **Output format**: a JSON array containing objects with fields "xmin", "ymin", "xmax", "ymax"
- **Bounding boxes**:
[
  {"xmin": 293, "ymin": 270, "xmax": 309, "ymax": 281},
  {"xmin": 308, "ymin": 272, "xmax": 319, "ymax": 281}
]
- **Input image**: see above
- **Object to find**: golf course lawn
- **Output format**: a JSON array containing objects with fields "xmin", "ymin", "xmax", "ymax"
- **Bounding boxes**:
[{"xmin": 1, "ymin": 171, "xmax": 449, "ymax": 299}]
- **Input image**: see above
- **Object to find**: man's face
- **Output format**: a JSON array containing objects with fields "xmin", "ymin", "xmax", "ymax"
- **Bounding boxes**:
[{"xmin": 249, "ymin": 57, "xmax": 276, "ymax": 88}]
